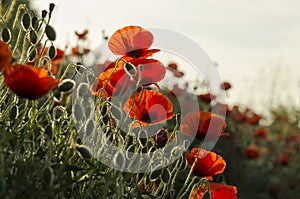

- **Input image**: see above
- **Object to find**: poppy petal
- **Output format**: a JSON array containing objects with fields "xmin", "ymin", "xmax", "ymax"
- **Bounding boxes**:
[
  {"xmin": 0, "ymin": 40, "xmax": 12, "ymax": 71},
  {"xmin": 108, "ymin": 26, "xmax": 154, "ymax": 55},
  {"xmin": 124, "ymin": 89, "xmax": 174, "ymax": 126},
  {"xmin": 133, "ymin": 58, "xmax": 166, "ymax": 85},
  {"xmin": 4, "ymin": 64, "xmax": 60, "ymax": 100}
]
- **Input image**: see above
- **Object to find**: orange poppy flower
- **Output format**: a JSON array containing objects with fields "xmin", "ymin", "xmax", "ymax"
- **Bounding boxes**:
[
  {"xmin": 124, "ymin": 89, "xmax": 174, "ymax": 126},
  {"xmin": 190, "ymin": 182, "xmax": 237, "ymax": 199},
  {"xmin": 180, "ymin": 112, "xmax": 228, "ymax": 141},
  {"xmin": 92, "ymin": 61, "xmax": 133, "ymax": 97},
  {"xmin": 3, "ymin": 64, "xmax": 60, "ymax": 100},
  {"xmin": 185, "ymin": 148, "xmax": 226, "ymax": 178},
  {"xmin": 108, "ymin": 26, "xmax": 159, "ymax": 58},
  {"xmin": 0, "ymin": 40, "xmax": 12, "ymax": 71}
]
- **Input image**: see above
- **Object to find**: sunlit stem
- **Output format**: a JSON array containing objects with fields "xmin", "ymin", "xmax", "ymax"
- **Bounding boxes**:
[{"xmin": 176, "ymin": 148, "xmax": 203, "ymax": 198}]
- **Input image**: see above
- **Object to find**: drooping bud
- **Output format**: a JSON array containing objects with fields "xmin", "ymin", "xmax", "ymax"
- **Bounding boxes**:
[{"xmin": 155, "ymin": 129, "xmax": 168, "ymax": 148}]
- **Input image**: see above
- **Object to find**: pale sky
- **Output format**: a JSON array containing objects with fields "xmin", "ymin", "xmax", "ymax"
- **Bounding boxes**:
[{"xmin": 33, "ymin": 0, "xmax": 300, "ymax": 111}]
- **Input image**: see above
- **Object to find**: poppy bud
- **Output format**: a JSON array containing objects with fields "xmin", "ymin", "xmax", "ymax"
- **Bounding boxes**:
[
  {"xmin": 124, "ymin": 62, "xmax": 137, "ymax": 76},
  {"xmin": 155, "ymin": 129, "xmax": 168, "ymax": 148},
  {"xmin": 76, "ymin": 145, "xmax": 93, "ymax": 159},
  {"xmin": 58, "ymin": 79, "xmax": 76, "ymax": 92},
  {"xmin": 150, "ymin": 168, "xmax": 162, "ymax": 181},
  {"xmin": 9, "ymin": 105, "xmax": 19, "ymax": 120},
  {"xmin": 85, "ymin": 119, "xmax": 95, "ymax": 137},
  {"xmin": 111, "ymin": 105, "xmax": 122, "ymax": 120},
  {"xmin": 27, "ymin": 46, "xmax": 37, "ymax": 62},
  {"xmin": 49, "ymin": 3, "xmax": 55, "ymax": 12},
  {"xmin": 44, "ymin": 125, "xmax": 54, "ymax": 139},
  {"xmin": 29, "ymin": 30, "xmax": 38, "ymax": 44},
  {"xmin": 21, "ymin": 13, "xmax": 31, "ymax": 31},
  {"xmin": 48, "ymin": 45, "xmax": 56, "ymax": 59},
  {"xmin": 113, "ymin": 151, "xmax": 126, "ymax": 170},
  {"xmin": 41, "ymin": 10, "xmax": 48, "ymax": 18},
  {"xmin": 45, "ymin": 25, "xmax": 56, "ymax": 41},
  {"xmin": 77, "ymin": 83, "xmax": 89, "ymax": 97},
  {"xmin": 31, "ymin": 16, "xmax": 38, "ymax": 29},
  {"xmin": 74, "ymin": 103, "xmax": 84, "ymax": 121},
  {"xmin": 1, "ymin": 27, "xmax": 11, "ymax": 42},
  {"xmin": 161, "ymin": 169, "xmax": 170, "ymax": 184},
  {"xmin": 43, "ymin": 166, "xmax": 54, "ymax": 187}
]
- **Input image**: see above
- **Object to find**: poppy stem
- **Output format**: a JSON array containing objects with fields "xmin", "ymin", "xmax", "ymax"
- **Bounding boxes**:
[{"xmin": 176, "ymin": 149, "xmax": 202, "ymax": 198}]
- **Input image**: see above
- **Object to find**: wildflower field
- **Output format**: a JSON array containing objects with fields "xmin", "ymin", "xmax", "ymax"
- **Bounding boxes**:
[{"xmin": 0, "ymin": 1, "xmax": 299, "ymax": 199}]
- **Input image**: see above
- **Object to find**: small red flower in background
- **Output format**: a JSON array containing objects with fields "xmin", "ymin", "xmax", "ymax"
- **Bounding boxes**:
[
  {"xmin": 167, "ymin": 62, "xmax": 184, "ymax": 77},
  {"xmin": 198, "ymin": 93, "xmax": 216, "ymax": 103},
  {"xmin": 0, "ymin": 40, "xmax": 12, "ymax": 71},
  {"xmin": 253, "ymin": 128, "xmax": 268, "ymax": 140},
  {"xmin": 124, "ymin": 89, "xmax": 174, "ymax": 126},
  {"xmin": 274, "ymin": 152, "xmax": 290, "ymax": 166},
  {"xmin": 190, "ymin": 182, "xmax": 237, "ymax": 199},
  {"xmin": 185, "ymin": 148, "xmax": 226, "ymax": 178},
  {"xmin": 180, "ymin": 112, "xmax": 228, "ymax": 141},
  {"xmin": 75, "ymin": 29, "xmax": 89, "ymax": 40},
  {"xmin": 3, "ymin": 64, "xmax": 60, "ymax": 100},
  {"xmin": 246, "ymin": 113, "xmax": 262, "ymax": 124},
  {"xmin": 221, "ymin": 81, "xmax": 232, "ymax": 90},
  {"xmin": 108, "ymin": 26, "xmax": 159, "ymax": 58},
  {"xmin": 245, "ymin": 144, "xmax": 260, "ymax": 160}
]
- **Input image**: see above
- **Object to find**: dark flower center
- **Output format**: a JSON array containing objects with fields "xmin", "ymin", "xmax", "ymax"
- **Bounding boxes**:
[
  {"xmin": 126, "ymin": 49, "xmax": 143, "ymax": 58},
  {"xmin": 140, "ymin": 108, "xmax": 158, "ymax": 124}
]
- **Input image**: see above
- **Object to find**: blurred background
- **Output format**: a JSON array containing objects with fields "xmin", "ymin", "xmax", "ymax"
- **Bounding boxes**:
[{"xmin": 31, "ymin": 0, "xmax": 300, "ymax": 113}]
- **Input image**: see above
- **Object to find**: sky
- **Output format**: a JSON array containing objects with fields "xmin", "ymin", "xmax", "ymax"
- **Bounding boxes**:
[{"xmin": 32, "ymin": 0, "xmax": 300, "ymax": 112}]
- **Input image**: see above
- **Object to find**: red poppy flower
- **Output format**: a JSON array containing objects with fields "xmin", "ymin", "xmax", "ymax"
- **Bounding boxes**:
[
  {"xmin": 185, "ymin": 148, "xmax": 226, "ymax": 178},
  {"xmin": 221, "ymin": 81, "xmax": 232, "ymax": 90},
  {"xmin": 190, "ymin": 182, "xmax": 237, "ymax": 199},
  {"xmin": 180, "ymin": 112, "xmax": 228, "ymax": 141},
  {"xmin": 0, "ymin": 40, "xmax": 12, "ymax": 71},
  {"xmin": 108, "ymin": 26, "xmax": 159, "ymax": 58},
  {"xmin": 124, "ymin": 89, "xmax": 174, "ymax": 126},
  {"xmin": 92, "ymin": 61, "xmax": 133, "ymax": 97},
  {"xmin": 245, "ymin": 144, "xmax": 260, "ymax": 160},
  {"xmin": 275, "ymin": 152, "xmax": 290, "ymax": 166},
  {"xmin": 3, "ymin": 64, "xmax": 60, "ymax": 100},
  {"xmin": 253, "ymin": 128, "xmax": 268, "ymax": 140}
]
